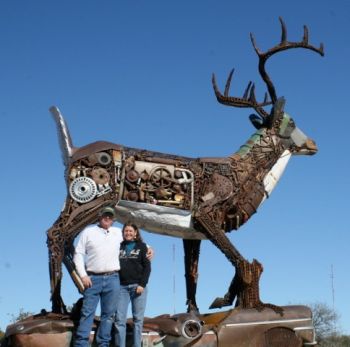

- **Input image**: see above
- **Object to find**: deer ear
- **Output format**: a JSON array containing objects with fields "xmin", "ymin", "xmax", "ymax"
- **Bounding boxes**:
[
  {"xmin": 249, "ymin": 114, "xmax": 264, "ymax": 129},
  {"xmin": 269, "ymin": 97, "xmax": 286, "ymax": 127}
]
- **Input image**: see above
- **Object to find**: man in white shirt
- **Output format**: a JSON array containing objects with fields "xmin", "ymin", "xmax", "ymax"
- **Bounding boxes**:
[{"xmin": 73, "ymin": 206, "xmax": 125, "ymax": 347}]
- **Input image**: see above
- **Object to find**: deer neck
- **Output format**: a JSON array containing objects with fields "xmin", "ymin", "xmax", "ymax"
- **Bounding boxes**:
[{"xmin": 230, "ymin": 128, "xmax": 291, "ymax": 198}]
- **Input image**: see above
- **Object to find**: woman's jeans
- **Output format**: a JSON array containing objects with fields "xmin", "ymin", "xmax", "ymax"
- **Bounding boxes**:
[
  {"xmin": 74, "ymin": 273, "xmax": 120, "ymax": 347},
  {"xmin": 115, "ymin": 284, "xmax": 148, "ymax": 347}
]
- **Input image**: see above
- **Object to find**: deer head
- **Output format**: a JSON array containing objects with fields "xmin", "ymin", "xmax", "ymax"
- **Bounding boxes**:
[{"xmin": 212, "ymin": 17, "xmax": 323, "ymax": 157}]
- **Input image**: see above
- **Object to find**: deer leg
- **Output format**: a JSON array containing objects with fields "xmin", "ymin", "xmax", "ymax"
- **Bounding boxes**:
[
  {"xmin": 209, "ymin": 258, "xmax": 264, "ymax": 310},
  {"xmin": 194, "ymin": 215, "xmax": 243, "ymax": 309},
  {"xmin": 47, "ymin": 197, "xmax": 116, "ymax": 313},
  {"xmin": 183, "ymin": 239, "xmax": 201, "ymax": 312},
  {"xmin": 195, "ymin": 215, "xmax": 282, "ymax": 314},
  {"xmin": 47, "ymin": 224, "xmax": 67, "ymax": 314},
  {"xmin": 209, "ymin": 269, "xmax": 240, "ymax": 309}
]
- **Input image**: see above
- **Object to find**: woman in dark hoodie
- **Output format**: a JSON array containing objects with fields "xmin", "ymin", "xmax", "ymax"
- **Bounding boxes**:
[{"xmin": 114, "ymin": 222, "xmax": 151, "ymax": 347}]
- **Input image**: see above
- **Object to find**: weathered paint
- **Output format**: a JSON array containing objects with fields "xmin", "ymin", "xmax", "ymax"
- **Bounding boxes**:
[{"xmin": 4, "ymin": 306, "xmax": 317, "ymax": 347}]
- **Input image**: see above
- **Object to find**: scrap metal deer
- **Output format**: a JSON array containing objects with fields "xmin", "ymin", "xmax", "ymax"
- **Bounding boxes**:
[{"xmin": 47, "ymin": 18, "xmax": 324, "ymax": 315}]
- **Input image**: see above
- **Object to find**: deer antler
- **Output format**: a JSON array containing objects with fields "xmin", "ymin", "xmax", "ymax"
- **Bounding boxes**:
[
  {"xmin": 212, "ymin": 69, "xmax": 272, "ymax": 119},
  {"xmin": 212, "ymin": 17, "xmax": 324, "ymax": 120},
  {"xmin": 250, "ymin": 17, "xmax": 324, "ymax": 103}
]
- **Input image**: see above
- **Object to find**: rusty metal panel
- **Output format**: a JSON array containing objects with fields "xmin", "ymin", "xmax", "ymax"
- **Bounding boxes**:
[
  {"xmin": 9, "ymin": 333, "xmax": 73, "ymax": 347},
  {"xmin": 4, "ymin": 305, "xmax": 317, "ymax": 347},
  {"xmin": 264, "ymin": 327, "xmax": 303, "ymax": 347}
]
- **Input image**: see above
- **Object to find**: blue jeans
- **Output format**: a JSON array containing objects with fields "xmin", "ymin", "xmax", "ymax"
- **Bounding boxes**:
[
  {"xmin": 115, "ymin": 284, "xmax": 148, "ymax": 347},
  {"xmin": 74, "ymin": 273, "xmax": 120, "ymax": 347}
]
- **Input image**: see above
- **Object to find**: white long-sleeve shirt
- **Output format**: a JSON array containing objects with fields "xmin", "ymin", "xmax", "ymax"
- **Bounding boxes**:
[{"xmin": 73, "ymin": 224, "xmax": 123, "ymax": 278}]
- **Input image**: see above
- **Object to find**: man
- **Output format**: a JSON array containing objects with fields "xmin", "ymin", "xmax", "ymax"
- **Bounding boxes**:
[{"xmin": 73, "ymin": 206, "xmax": 153, "ymax": 347}]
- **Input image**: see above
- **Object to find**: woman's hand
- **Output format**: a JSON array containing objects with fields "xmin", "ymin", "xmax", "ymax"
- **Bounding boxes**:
[
  {"xmin": 146, "ymin": 247, "xmax": 154, "ymax": 260},
  {"xmin": 136, "ymin": 285, "xmax": 144, "ymax": 294}
]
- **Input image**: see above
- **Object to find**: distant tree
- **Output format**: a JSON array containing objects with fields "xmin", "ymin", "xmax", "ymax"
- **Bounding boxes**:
[
  {"xmin": 319, "ymin": 335, "xmax": 350, "ymax": 347},
  {"xmin": 337, "ymin": 335, "xmax": 350, "ymax": 346},
  {"xmin": 10, "ymin": 308, "xmax": 34, "ymax": 323},
  {"xmin": 309, "ymin": 302, "xmax": 339, "ymax": 340},
  {"xmin": 308, "ymin": 302, "xmax": 350, "ymax": 346}
]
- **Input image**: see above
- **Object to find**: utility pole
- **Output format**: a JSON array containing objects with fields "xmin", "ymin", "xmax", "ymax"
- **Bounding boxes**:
[
  {"xmin": 173, "ymin": 243, "xmax": 176, "ymax": 315},
  {"xmin": 330, "ymin": 264, "xmax": 335, "ymax": 311}
]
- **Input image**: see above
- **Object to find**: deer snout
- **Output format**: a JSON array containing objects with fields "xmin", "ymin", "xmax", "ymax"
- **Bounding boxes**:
[
  {"xmin": 304, "ymin": 138, "xmax": 318, "ymax": 155},
  {"xmin": 291, "ymin": 127, "xmax": 318, "ymax": 156}
]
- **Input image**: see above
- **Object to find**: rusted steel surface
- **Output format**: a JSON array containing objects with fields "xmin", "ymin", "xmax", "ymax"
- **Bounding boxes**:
[
  {"xmin": 45, "ymin": 17, "xmax": 324, "ymax": 315},
  {"xmin": 4, "ymin": 306, "xmax": 316, "ymax": 347}
]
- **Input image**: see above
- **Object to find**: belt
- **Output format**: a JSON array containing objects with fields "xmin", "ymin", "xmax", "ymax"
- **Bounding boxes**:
[{"xmin": 87, "ymin": 270, "xmax": 118, "ymax": 276}]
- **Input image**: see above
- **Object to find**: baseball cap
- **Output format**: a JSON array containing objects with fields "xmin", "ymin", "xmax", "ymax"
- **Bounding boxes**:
[{"xmin": 99, "ymin": 206, "xmax": 117, "ymax": 219}]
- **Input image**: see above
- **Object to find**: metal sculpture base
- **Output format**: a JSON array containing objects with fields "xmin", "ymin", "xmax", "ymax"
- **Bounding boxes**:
[{"xmin": 4, "ymin": 305, "xmax": 317, "ymax": 347}]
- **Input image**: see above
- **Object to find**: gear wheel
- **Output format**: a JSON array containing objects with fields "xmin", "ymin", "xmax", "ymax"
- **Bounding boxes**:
[
  {"xmin": 91, "ymin": 168, "xmax": 110, "ymax": 185},
  {"xmin": 69, "ymin": 176, "xmax": 97, "ymax": 203},
  {"xmin": 150, "ymin": 167, "xmax": 172, "ymax": 188}
]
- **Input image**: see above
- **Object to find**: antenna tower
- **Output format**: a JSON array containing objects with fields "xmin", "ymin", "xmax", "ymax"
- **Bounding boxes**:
[{"xmin": 173, "ymin": 243, "xmax": 176, "ymax": 315}]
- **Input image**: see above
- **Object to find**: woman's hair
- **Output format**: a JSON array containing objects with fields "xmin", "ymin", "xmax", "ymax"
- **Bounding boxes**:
[{"xmin": 122, "ymin": 222, "xmax": 143, "ymax": 242}]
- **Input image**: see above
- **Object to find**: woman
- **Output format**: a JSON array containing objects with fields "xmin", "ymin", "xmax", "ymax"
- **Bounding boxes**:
[{"xmin": 115, "ymin": 222, "xmax": 151, "ymax": 347}]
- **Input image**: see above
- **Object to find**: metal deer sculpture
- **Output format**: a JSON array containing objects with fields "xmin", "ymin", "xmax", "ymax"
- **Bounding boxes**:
[{"xmin": 47, "ymin": 18, "xmax": 324, "ymax": 315}]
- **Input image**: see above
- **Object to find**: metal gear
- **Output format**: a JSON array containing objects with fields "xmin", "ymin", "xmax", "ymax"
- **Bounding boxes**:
[
  {"xmin": 69, "ymin": 176, "xmax": 97, "ymax": 203},
  {"xmin": 150, "ymin": 167, "xmax": 172, "ymax": 188},
  {"xmin": 91, "ymin": 168, "xmax": 110, "ymax": 185}
]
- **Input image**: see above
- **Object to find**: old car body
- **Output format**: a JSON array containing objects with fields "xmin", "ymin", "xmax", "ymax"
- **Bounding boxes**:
[{"xmin": 4, "ymin": 305, "xmax": 317, "ymax": 347}]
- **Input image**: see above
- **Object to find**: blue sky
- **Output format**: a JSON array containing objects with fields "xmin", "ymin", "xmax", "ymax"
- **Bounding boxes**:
[{"xmin": 0, "ymin": 0, "xmax": 349, "ymax": 336}]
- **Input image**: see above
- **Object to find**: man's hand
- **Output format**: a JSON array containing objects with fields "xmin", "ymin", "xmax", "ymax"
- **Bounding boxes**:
[
  {"xmin": 81, "ymin": 276, "xmax": 92, "ymax": 289},
  {"xmin": 146, "ymin": 247, "xmax": 154, "ymax": 260}
]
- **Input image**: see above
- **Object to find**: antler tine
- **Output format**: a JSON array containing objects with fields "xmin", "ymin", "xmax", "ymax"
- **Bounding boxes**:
[
  {"xmin": 247, "ymin": 85, "xmax": 270, "ymax": 120},
  {"xmin": 250, "ymin": 17, "xmax": 325, "ymax": 103},
  {"xmin": 280, "ymin": 16, "xmax": 287, "ymax": 44},
  {"xmin": 302, "ymin": 24, "xmax": 325, "ymax": 56},
  {"xmin": 276, "ymin": 17, "xmax": 324, "ymax": 56},
  {"xmin": 302, "ymin": 24, "xmax": 309, "ymax": 44},
  {"xmin": 245, "ymin": 83, "xmax": 270, "ymax": 119},
  {"xmin": 212, "ymin": 70, "xmax": 271, "ymax": 119},
  {"xmin": 263, "ymin": 92, "xmax": 269, "ymax": 104},
  {"xmin": 224, "ymin": 69, "xmax": 234, "ymax": 97},
  {"xmin": 242, "ymin": 81, "xmax": 253, "ymax": 100},
  {"xmin": 248, "ymin": 84, "xmax": 257, "ymax": 104},
  {"xmin": 250, "ymin": 33, "xmax": 261, "ymax": 55}
]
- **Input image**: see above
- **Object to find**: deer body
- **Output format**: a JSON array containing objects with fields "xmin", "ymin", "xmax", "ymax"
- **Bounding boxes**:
[
  {"xmin": 58, "ymin": 126, "xmax": 291, "ymax": 240},
  {"xmin": 47, "ymin": 18, "xmax": 323, "ymax": 314}
]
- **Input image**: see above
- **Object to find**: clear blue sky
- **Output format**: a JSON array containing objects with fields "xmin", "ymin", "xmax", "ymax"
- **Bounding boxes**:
[{"xmin": 1, "ymin": 0, "xmax": 349, "ymax": 335}]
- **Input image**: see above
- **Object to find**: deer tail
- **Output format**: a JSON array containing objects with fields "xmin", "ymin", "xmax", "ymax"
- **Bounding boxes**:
[{"xmin": 49, "ymin": 106, "xmax": 74, "ymax": 168}]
